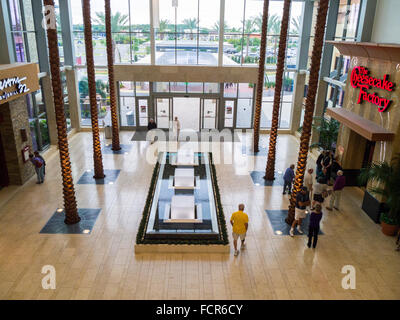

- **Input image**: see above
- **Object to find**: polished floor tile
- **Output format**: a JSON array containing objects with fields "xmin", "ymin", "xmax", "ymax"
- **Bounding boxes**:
[{"xmin": 0, "ymin": 131, "xmax": 399, "ymax": 300}]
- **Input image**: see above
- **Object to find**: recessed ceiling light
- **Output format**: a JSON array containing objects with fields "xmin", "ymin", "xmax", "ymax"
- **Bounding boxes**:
[
  {"xmin": 83, "ymin": 229, "xmax": 90, "ymax": 234},
  {"xmin": 275, "ymin": 230, "xmax": 282, "ymax": 235},
  {"xmin": 56, "ymin": 208, "xmax": 63, "ymax": 213}
]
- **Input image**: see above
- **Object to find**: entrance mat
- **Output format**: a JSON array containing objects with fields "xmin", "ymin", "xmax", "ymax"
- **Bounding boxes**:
[
  {"xmin": 102, "ymin": 144, "xmax": 133, "ymax": 155},
  {"xmin": 266, "ymin": 209, "xmax": 324, "ymax": 236},
  {"xmin": 250, "ymin": 171, "xmax": 284, "ymax": 186},
  {"xmin": 77, "ymin": 169, "xmax": 121, "ymax": 185},
  {"xmin": 40, "ymin": 208, "xmax": 101, "ymax": 234},
  {"xmin": 131, "ymin": 130, "xmax": 241, "ymax": 142}
]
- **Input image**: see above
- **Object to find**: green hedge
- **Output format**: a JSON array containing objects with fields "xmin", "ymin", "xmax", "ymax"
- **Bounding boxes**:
[{"xmin": 136, "ymin": 153, "xmax": 229, "ymax": 245}]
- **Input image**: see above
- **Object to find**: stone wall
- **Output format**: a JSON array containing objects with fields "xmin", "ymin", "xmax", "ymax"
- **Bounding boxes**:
[{"xmin": 0, "ymin": 96, "xmax": 35, "ymax": 185}]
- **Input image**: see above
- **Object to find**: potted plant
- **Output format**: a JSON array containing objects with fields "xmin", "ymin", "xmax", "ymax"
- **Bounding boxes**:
[
  {"xmin": 298, "ymin": 116, "xmax": 340, "ymax": 152},
  {"xmin": 358, "ymin": 154, "xmax": 400, "ymax": 236}
]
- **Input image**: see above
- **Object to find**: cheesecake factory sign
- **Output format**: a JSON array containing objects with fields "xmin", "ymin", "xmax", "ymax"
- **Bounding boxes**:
[
  {"xmin": 0, "ymin": 63, "xmax": 39, "ymax": 105},
  {"xmin": 350, "ymin": 66, "xmax": 395, "ymax": 112}
]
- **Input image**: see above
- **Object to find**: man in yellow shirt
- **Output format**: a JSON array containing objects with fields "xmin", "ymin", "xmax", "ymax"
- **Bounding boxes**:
[{"xmin": 230, "ymin": 204, "xmax": 249, "ymax": 256}]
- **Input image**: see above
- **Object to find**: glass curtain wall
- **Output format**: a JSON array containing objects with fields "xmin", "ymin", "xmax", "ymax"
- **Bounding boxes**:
[
  {"xmin": 155, "ymin": 0, "xmax": 220, "ymax": 65},
  {"xmin": 7, "ymin": 0, "xmax": 50, "ymax": 149},
  {"xmin": 325, "ymin": 0, "xmax": 361, "ymax": 109}
]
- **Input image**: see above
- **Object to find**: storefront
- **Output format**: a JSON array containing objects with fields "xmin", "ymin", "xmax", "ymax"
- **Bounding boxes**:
[
  {"xmin": 0, "ymin": 63, "xmax": 40, "ymax": 186},
  {"xmin": 326, "ymin": 41, "xmax": 400, "ymax": 223}
]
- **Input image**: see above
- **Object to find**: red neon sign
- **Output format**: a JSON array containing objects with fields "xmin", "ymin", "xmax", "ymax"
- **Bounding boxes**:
[{"xmin": 350, "ymin": 66, "xmax": 395, "ymax": 112}]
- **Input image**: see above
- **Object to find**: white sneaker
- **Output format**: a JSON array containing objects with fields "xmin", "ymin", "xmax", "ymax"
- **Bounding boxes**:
[
  {"xmin": 234, "ymin": 250, "xmax": 239, "ymax": 256},
  {"xmin": 241, "ymin": 242, "xmax": 246, "ymax": 250},
  {"xmin": 297, "ymin": 226, "xmax": 303, "ymax": 234},
  {"xmin": 289, "ymin": 229, "xmax": 294, "ymax": 237}
]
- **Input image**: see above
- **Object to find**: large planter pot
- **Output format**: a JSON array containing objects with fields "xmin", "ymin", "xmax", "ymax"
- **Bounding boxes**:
[{"xmin": 381, "ymin": 221, "xmax": 399, "ymax": 236}]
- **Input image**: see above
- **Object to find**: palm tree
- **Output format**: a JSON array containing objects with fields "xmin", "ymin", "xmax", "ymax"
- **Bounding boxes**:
[
  {"xmin": 290, "ymin": 16, "xmax": 301, "ymax": 35},
  {"xmin": 43, "ymin": 0, "xmax": 80, "ymax": 225},
  {"xmin": 105, "ymin": 0, "xmax": 120, "ymax": 151},
  {"xmin": 94, "ymin": 11, "xmax": 128, "ymax": 32},
  {"xmin": 268, "ymin": 14, "xmax": 281, "ymax": 59},
  {"xmin": 83, "ymin": 0, "xmax": 105, "ymax": 179},
  {"xmin": 286, "ymin": 0, "xmax": 330, "ymax": 224},
  {"xmin": 213, "ymin": 20, "xmax": 228, "ymax": 33},
  {"xmin": 264, "ymin": 0, "xmax": 291, "ymax": 181},
  {"xmin": 253, "ymin": 0, "xmax": 269, "ymax": 153},
  {"xmin": 158, "ymin": 19, "xmax": 170, "ymax": 40},
  {"xmin": 182, "ymin": 18, "xmax": 198, "ymax": 40},
  {"xmin": 94, "ymin": 11, "xmax": 128, "ymax": 63},
  {"xmin": 242, "ymin": 18, "xmax": 255, "ymax": 62}
]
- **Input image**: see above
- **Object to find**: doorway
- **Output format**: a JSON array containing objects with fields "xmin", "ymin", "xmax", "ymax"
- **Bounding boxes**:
[
  {"xmin": 0, "ymin": 131, "xmax": 9, "ymax": 189},
  {"xmin": 173, "ymin": 97, "xmax": 200, "ymax": 131}
]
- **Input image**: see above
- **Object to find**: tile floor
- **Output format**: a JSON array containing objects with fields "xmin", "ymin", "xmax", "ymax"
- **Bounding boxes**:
[{"xmin": 0, "ymin": 131, "xmax": 399, "ymax": 300}]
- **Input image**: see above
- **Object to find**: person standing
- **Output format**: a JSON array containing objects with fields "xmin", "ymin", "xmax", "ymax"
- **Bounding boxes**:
[
  {"xmin": 316, "ymin": 150, "xmax": 326, "ymax": 177},
  {"xmin": 147, "ymin": 118, "xmax": 157, "ymax": 144},
  {"xmin": 283, "ymin": 164, "xmax": 295, "ymax": 195},
  {"xmin": 173, "ymin": 116, "xmax": 180, "ymax": 141},
  {"xmin": 312, "ymin": 177, "xmax": 329, "ymax": 209},
  {"xmin": 34, "ymin": 151, "xmax": 46, "ymax": 176},
  {"xmin": 331, "ymin": 156, "xmax": 342, "ymax": 181},
  {"xmin": 322, "ymin": 150, "xmax": 333, "ymax": 182},
  {"xmin": 29, "ymin": 153, "xmax": 44, "ymax": 184},
  {"xmin": 307, "ymin": 204, "xmax": 323, "ymax": 248},
  {"xmin": 327, "ymin": 170, "xmax": 346, "ymax": 211},
  {"xmin": 304, "ymin": 168, "xmax": 314, "ymax": 204},
  {"xmin": 290, "ymin": 186, "xmax": 310, "ymax": 237},
  {"xmin": 230, "ymin": 204, "xmax": 249, "ymax": 256}
]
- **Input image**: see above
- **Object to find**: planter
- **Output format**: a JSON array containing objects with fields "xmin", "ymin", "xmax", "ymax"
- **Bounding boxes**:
[{"xmin": 381, "ymin": 221, "xmax": 399, "ymax": 236}]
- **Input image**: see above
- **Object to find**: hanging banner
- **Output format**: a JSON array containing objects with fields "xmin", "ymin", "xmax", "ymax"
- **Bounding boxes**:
[
  {"xmin": 0, "ymin": 63, "xmax": 39, "ymax": 105},
  {"xmin": 350, "ymin": 66, "xmax": 395, "ymax": 112}
]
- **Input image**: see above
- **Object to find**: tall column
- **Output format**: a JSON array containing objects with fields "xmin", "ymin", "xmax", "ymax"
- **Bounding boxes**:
[
  {"xmin": 82, "ymin": 0, "xmax": 105, "ymax": 179},
  {"xmin": 290, "ymin": 71, "xmax": 306, "ymax": 134},
  {"xmin": 43, "ymin": 0, "xmax": 80, "ymax": 224},
  {"xmin": 0, "ymin": 97, "xmax": 35, "ymax": 185},
  {"xmin": 310, "ymin": 0, "xmax": 339, "ymax": 146},
  {"xmin": 65, "ymin": 68, "xmax": 81, "ymax": 130},
  {"xmin": 218, "ymin": 0, "xmax": 225, "ymax": 67}
]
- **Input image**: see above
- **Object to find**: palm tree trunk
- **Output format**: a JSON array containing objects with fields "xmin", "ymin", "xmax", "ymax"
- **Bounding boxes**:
[
  {"xmin": 253, "ymin": 0, "xmax": 269, "ymax": 153},
  {"xmin": 264, "ymin": 0, "xmax": 291, "ymax": 180},
  {"xmin": 105, "ymin": 0, "xmax": 121, "ymax": 151},
  {"xmin": 43, "ymin": 0, "xmax": 80, "ymax": 225},
  {"xmin": 286, "ymin": 0, "xmax": 329, "ymax": 224},
  {"xmin": 82, "ymin": 0, "xmax": 105, "ymax": 178}
]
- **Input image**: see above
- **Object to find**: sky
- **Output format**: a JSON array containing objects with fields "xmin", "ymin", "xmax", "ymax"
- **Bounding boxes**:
[{"xmin": 70, "ymin": 0, "xmax": 304, "ymax": 29}]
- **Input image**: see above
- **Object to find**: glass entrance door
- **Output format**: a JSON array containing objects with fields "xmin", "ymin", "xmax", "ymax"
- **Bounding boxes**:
[
  {"xmin": 172, "ymin": 97, "xmax": 200, "ymax": 131},
  {"xmin": 137, "ymin": 97, "xmax": 149, "ymax": 127},
  {"xmin": 201, "ymin": 99, "xmax": 217, "ymax": 129},
  {"xmin": 223, "ymin": 100, "xmax": 235, "ymax": 128},
  {"xmin": 155, "ymin": 98, "xmax": 171, "ymax": 129}
]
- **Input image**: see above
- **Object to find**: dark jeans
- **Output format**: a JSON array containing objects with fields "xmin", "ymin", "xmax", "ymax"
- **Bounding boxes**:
[
  {"xmin": 283, "ymin": 180, "xmax": 292, "ymax": 194},
  {"xmin": 308, "ymin": 225, "xmax": 320, "ymax": 248}
]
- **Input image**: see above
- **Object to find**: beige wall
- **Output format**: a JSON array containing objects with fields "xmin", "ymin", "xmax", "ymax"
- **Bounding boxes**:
[
  {"xmin": 114, "ymin": 65, "xmax": 259, "ymax": 83},
  {"xmin": 337, "ymin": 56, "xmax": 400, "ymax": 168}
]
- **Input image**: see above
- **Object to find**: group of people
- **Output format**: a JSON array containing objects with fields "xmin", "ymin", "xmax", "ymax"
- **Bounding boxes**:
[
  {"xmin": 29, "ymin": 151, "xmax": 46, "ymax": 184},
  {"xmin": 282, "ymin": 149, "xmax": 346, "ymax": 247}
]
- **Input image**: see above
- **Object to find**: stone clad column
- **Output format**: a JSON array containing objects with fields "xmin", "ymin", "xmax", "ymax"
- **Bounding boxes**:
[
  {"xmin": 65, "ymin": 68, "xmax": 81, "ymax": 130},
  {"xmin": 0, "ymin": 96, "xmax": 35, "ymax": 185},
  {"xmin": 41, "ymin": 75, "xmax": 58, "ymax": 145},
  {"xmin": 290, "ymin": 71, "xmax": 306, "ymax": 134}
]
